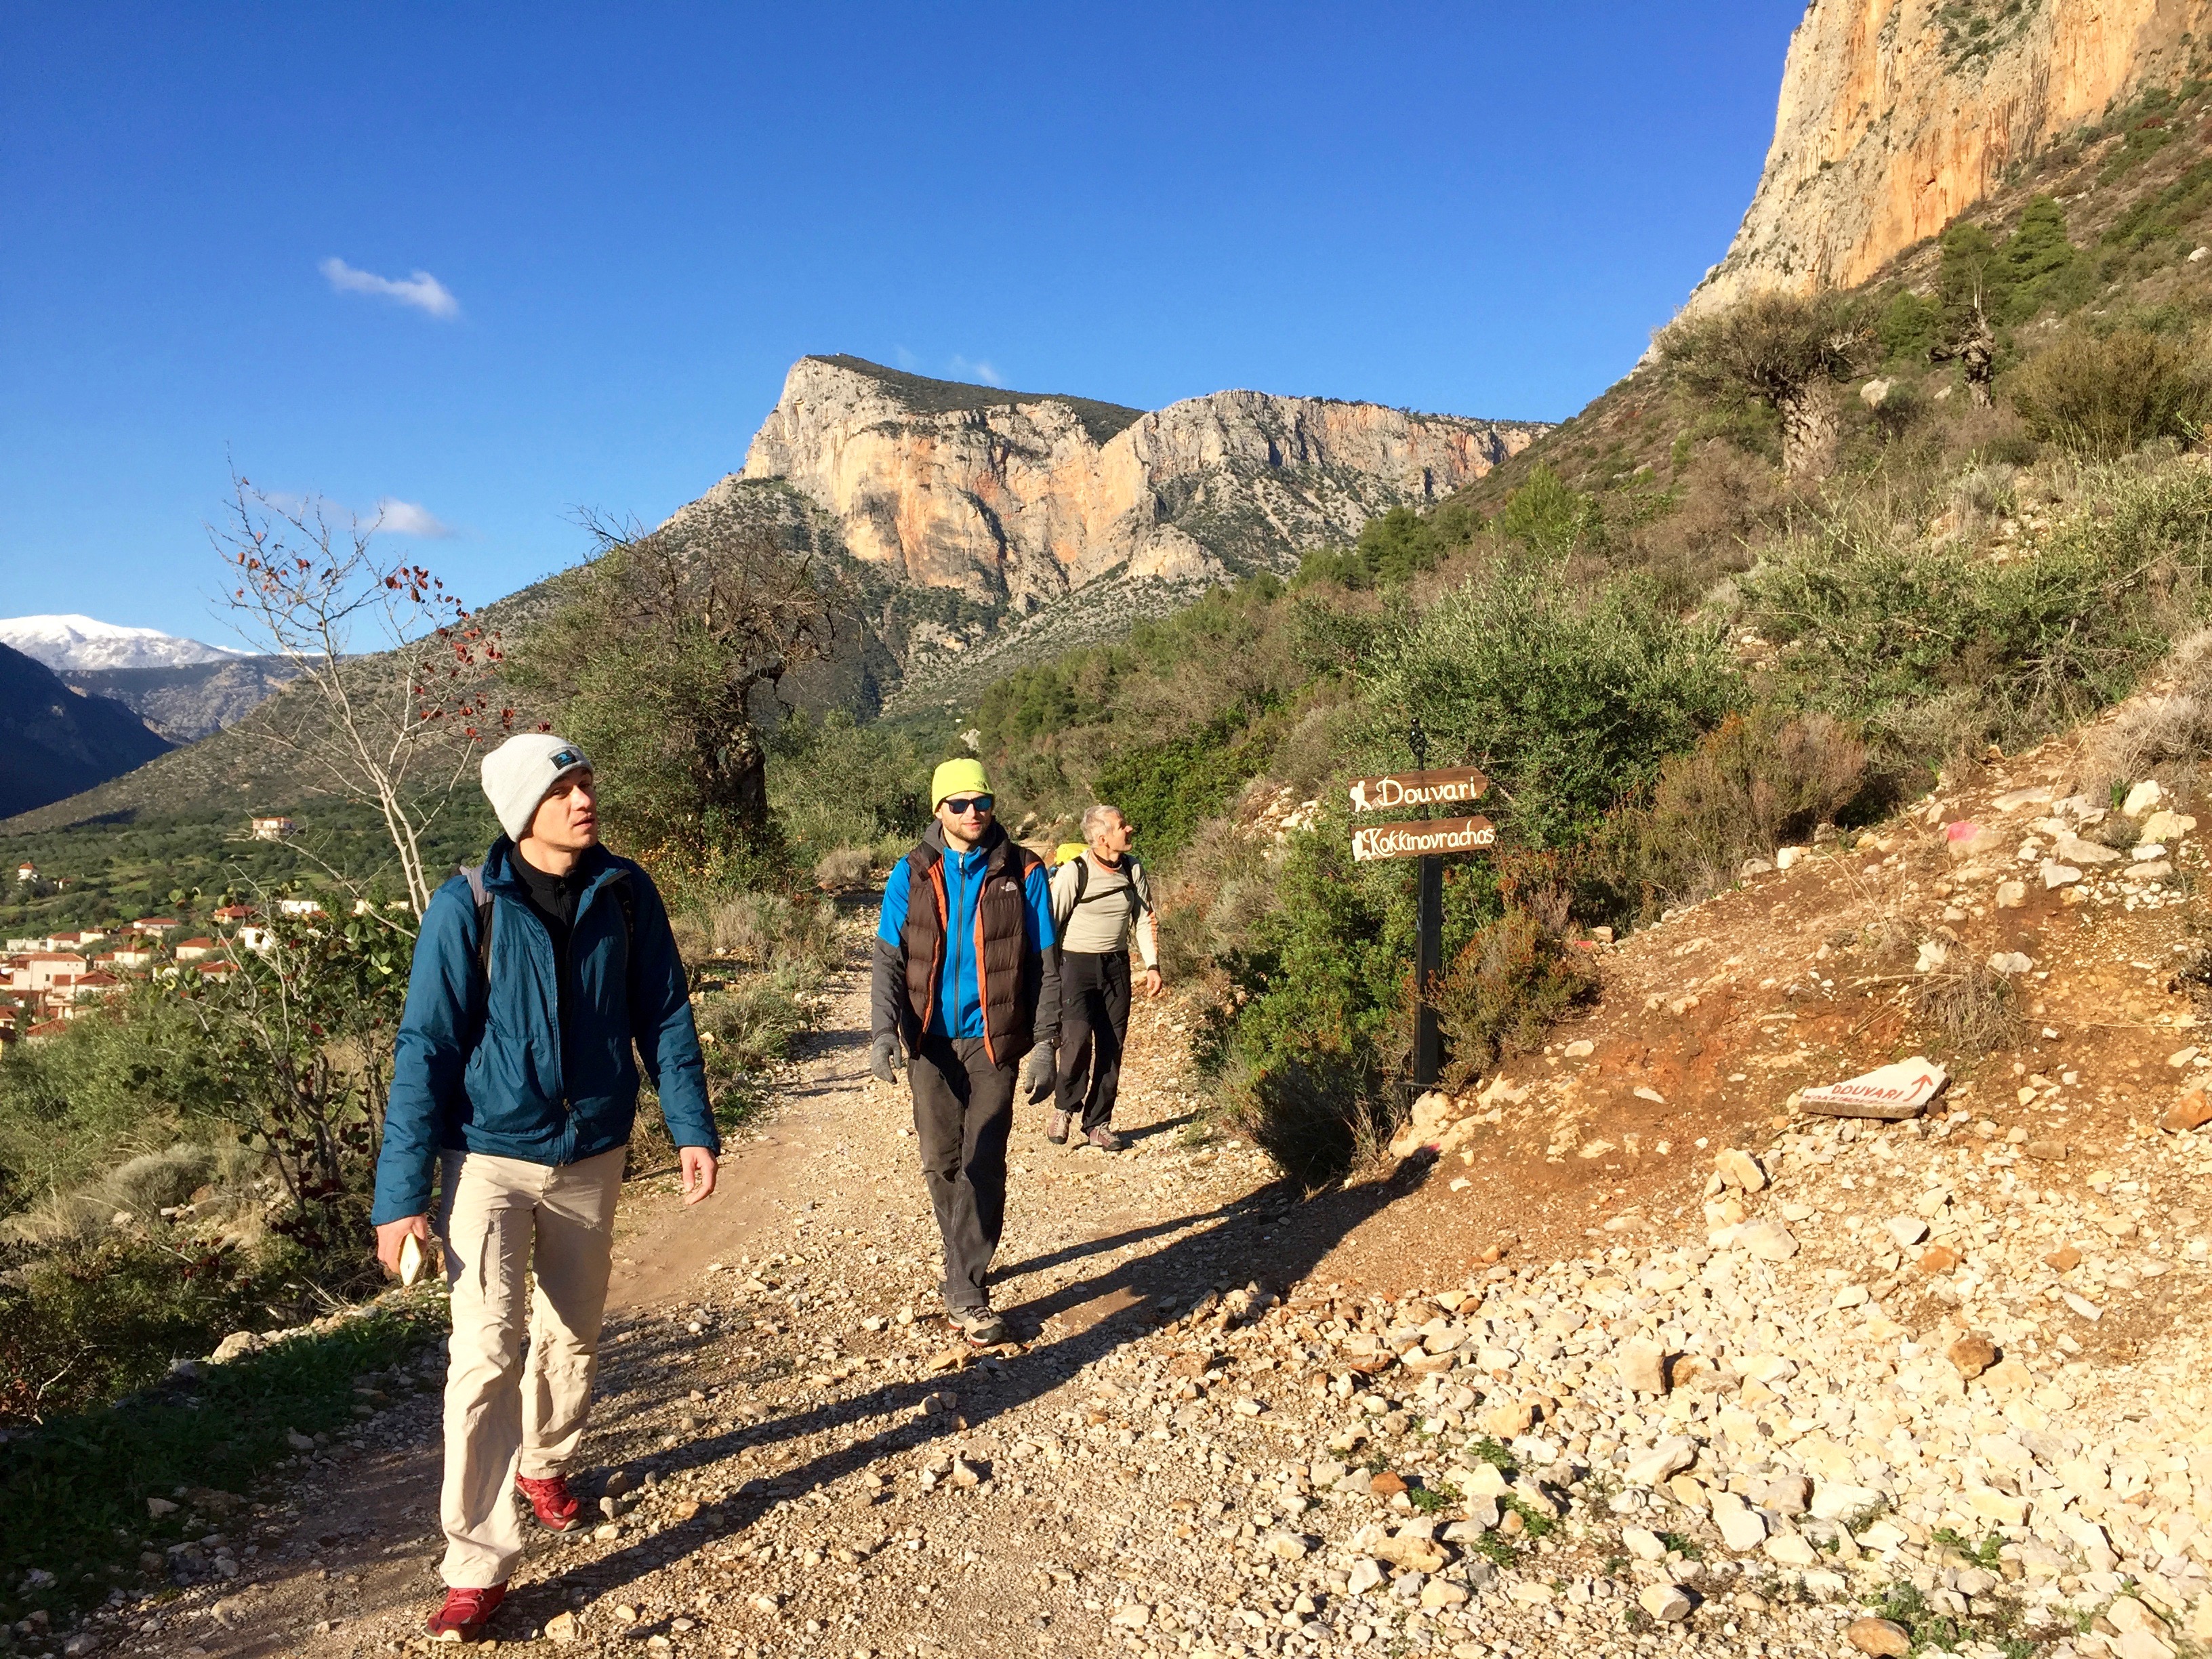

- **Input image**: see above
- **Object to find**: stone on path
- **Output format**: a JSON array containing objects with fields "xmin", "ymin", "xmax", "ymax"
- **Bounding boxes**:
[
  {"xmin": 1947, "ymin": 1334, "xmax": 1999, "ymax": 1379},
  {"xmin": 1637, "ymin": 1583, "xmax": 1692, "ymax": 1622},
  {"xmin": 1617, "ymin": 1338, "xmax": 1668, "ymax": 1395},
  {"xmin": 1845, "ymin": 1617, "xmax": 1911, "ymax": 1657},
  {"xmin": 2163, "ymin": 1090, "xmax": 2212, "ymax": 1133},
  {"xmin": 1713, "ymin": 1149, "xmax": 1766, "ymax": 1191},
  {"xmin": 1736, "ymin": 1219, "xmax": 1798, "ymax": 1261},
  {"xmin": 1710, "ymin": 1491, "xmax": 1767, "ymax": 1551}
]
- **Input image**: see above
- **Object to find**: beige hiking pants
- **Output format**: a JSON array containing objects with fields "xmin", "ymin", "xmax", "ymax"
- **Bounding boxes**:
[{"xmin": 433, "ymin": 1144, "xmax": 625, "ymax": 1588}]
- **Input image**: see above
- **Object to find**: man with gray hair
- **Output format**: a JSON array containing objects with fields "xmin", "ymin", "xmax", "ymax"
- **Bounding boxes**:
[{"xmin": 1043, "ymin": 802, "xmax": 1160, "ymax": 1151}]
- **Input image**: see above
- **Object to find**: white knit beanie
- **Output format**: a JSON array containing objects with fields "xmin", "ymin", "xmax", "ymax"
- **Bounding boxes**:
[{"xmin": 481, "ymin": 733, "xmax": 592, "ymax": 841}]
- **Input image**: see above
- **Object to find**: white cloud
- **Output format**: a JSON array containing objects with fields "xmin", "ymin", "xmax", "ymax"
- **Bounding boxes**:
[
  {"xmin": 949, "ymin": 354, "xmax": 1004, "ymax": 387},
  {"xmin": 373, "ymin": 498, "xmax": 455, "ymax": 539},
  {"xmin": 319, "ymin": 257, "xmax": 460, "ymax": 320},
  {"xmin": 893, "ymin": 344, "xmax": 921, "ymax": 370}
]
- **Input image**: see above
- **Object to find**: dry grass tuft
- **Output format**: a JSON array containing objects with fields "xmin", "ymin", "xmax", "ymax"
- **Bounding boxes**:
[{"xmin": 1912, "ymin": 962, "xmax": 2023, "ymax": 1057}]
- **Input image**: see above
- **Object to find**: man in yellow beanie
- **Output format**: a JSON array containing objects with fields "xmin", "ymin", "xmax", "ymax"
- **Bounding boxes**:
[{"xmin": 869, "ymin": 759, "xmax": 1059, "ymax": 1345}]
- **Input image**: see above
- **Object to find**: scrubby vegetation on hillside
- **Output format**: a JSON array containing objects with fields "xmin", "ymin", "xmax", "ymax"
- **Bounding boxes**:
[{"xmin": 933, "ymin": 100, "xmax": 2212, "ymax": 1187}]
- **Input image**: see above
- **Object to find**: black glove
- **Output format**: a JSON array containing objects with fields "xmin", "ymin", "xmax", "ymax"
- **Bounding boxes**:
[
  {"xmin": 869, "ymin": 1032, "xmax": 901, "ymax": 1085},
  {"xmin": 1019, "ymin": 1042, "xmax": 1055, "ymax": 1104}
]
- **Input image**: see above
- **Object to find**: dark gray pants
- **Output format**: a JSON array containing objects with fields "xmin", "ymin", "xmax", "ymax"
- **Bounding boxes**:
[
  {"xmin": 1056, "ymin": 950, "xmax": 1130, "ymax": 1134},
  {"xmin": 910, "ymin": 1034, "xmax": 1017, "ymax": 1312}
]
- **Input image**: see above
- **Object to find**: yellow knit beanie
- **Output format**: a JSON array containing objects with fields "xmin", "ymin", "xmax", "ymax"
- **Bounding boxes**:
[{"xmin": 930, "ymin": 758, "xmax": 991, "ymax": 811}]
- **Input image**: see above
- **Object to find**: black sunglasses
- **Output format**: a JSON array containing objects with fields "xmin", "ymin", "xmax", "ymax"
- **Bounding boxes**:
[{"xmin": 942, "ymin": 794, "xmax": 994, "ymax": 815}]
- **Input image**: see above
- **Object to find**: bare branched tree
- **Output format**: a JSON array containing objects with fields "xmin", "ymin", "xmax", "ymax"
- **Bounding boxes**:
[{"xmin": 210, "ymin": 473, "xmax": 510, "ymax": 917}]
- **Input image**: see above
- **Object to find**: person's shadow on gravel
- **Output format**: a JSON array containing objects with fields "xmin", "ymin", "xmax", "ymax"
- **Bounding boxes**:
[{"xmin": 515, "ymin": 1155, "xmax": 1435, "ymax": 1626}]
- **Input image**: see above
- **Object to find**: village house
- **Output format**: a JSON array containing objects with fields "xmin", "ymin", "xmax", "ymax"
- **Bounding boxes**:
[
  {"xmin": 275, "ymin": 897, "xmax": 325, "ymax": 918},
  {"xmin": 211, "ymin": 903, "xmax": 255, "ymax": 925},
  {"xmin": 129, "ymin": 917, "xmax": 180, "ymax": 937},
  {"xmin": 249, "ymin": 815, "xmax": 296, "ymax": 840},
  {"xmin": 100, "ymin": 943, "xmax": 155, "ymax": 969},
  {"xmin": 68, "ymin": 971, "xmax": 121, "ymax": 1011},
  {"xmin": 45, "ymin": 927, "xmax": 108, "ymax": 951},
  {"xmin": 13, "ymin": 862, "xmax": 34, "ymax": 882},
  {"xmin": 7, "ymin": 952, "xmax": 87, "ymax": 994},
  {"xmin": 171, "ymin": 937, "xmax": 218, "ymax": 963}
]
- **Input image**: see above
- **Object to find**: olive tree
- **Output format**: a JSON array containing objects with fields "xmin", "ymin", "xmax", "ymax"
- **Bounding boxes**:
[
  {"xmin": 506, "ymin": 489, "xmax": 846, "ymax": 865},
  {"xmin": 1660, "ymin": 290, "xmax": 1870, "ymax": 480}
]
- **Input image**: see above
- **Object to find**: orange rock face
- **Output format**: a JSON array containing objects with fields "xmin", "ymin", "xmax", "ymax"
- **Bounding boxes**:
[
  {"xmin": 1684, "ymin": 0, "xmax": 2212, "ymax": 317},
  {"xmin": 735, "ymin": 357, "xmax": 1544, "ymax": 603}
]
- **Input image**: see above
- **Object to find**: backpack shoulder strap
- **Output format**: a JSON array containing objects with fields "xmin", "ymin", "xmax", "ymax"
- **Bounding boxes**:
[
  {"xmin": 1124, "ymin": 854, "xmax": 1153, "ymax": 919},
  {"xmin": 1071, "ymin": 856, "xmax": 1090, "ymax": 905},
  {"xmin": 461, "ymin": 864, "xmax": 493, "ymax": 981}
]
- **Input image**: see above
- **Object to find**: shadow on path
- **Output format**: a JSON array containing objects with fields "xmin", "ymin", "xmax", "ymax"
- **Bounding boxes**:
[{"xmin": 516, "ymin": 1155, "xmax": 1434, "ymax": 1618}]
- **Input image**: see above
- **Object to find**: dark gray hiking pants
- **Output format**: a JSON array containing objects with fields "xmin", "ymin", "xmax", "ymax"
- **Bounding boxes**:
[
  {"xmin": 1055, "ymin": 949, "xmax": 1130, "ymax": 1134},
  {"xmin": 909, "ymin": 1035, "xmax": 1017, "ymax": 1312}
]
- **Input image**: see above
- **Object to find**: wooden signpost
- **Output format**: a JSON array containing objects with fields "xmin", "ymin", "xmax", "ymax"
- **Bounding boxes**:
[{"xmin": 1349, "ymin": 726, "xmax": 1492, "ymax": 1088}]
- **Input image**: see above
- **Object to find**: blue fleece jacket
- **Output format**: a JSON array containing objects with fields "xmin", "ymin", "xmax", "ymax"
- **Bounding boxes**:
[
  {"xmin": 876, "ymin": 838, "xmax": 1056, "ymax": 1039},
  {"xmin": 371, "ymin": 838, "xmax": 716, "ymax": 1225}
]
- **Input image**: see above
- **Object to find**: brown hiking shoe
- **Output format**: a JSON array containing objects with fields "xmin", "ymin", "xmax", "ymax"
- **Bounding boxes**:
[
  {"xmin": 1046, "ymin": 1109, "xmax": 1071, "ymax": 1145},
  {"xmin": 1086, "ymin": 1125, "xmax": 1123, "ymax": 1153}
]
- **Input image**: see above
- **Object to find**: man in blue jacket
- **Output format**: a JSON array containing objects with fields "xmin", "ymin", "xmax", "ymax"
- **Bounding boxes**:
[
  {"xmin": 870, "ymin": 758, "xmax": 1058, "ymax": 1347},
  {"xmin": 371, "ymin": 733, "xmax": 718, "ymax": 1645}
]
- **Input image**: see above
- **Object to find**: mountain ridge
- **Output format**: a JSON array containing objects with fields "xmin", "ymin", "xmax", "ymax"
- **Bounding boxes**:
[
  {"xmin": 0, "ymin": 641, "xmax": 174, "ymax": 819},
  {"xmin": 0, "ymin": 613, "xmax": 245, "ymax": 672}
]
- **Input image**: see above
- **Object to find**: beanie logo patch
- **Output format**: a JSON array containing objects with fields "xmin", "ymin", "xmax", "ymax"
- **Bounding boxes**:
[{"xmin": 552, "ymin": 750, "xmax": 579, "ymax": 769}]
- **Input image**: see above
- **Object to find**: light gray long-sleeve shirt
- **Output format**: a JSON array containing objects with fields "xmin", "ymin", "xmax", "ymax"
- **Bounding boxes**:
[{"xmin": 1048, "ymin": 851, "xmax": 1158, "ymax": 967}]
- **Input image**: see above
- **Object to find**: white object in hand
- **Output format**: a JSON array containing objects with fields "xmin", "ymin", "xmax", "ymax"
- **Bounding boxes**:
[{"xmin": 399, "ymin": 1232, "xmax": 427, "ymax": 1288}]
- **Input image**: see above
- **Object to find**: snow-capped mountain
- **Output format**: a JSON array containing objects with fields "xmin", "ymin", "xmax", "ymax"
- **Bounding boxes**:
[{"xmin": 0, "ymin": 614, "xmax": 245, "ymax": 671}]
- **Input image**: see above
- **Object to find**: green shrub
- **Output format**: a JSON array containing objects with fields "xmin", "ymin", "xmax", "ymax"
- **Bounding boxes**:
[
  {"xmin": 2011, "ymin": 326, "xmax": 2212, "ymax": 455},
  {"xmin": 1202, "ymin": 797, "xmax": 1503, "ymax": 1184},
  {"xmin": 1090, "ymin": 718, "xmax": 1273, "ymax": 861},
  {"xmin": 0, "ymin": 989, "xmax": 230, "ymax": 1214},
  {"xmin": 1431, "ymin": 910, "xmax": 1599, "ymax": 1088},
  {"xmin": 769, "ymin": 709, "xmax": 932, "ymax": 867},
  {"xmin": 1605, "ymin": 710, "xmax": 1870, "ymax": 907},
  {"xmin": 1738, "ymin": 467, "xmax": 2212, "ymax": 752},
  {"xmin": 1360, "ymin": 558, "xmax": 1738, "ymax": 847},
  {"xmin": 0, "ymin": 1233, "xmax": 261, "ymax": 1421},
  {"xmin": 1494, "ymin": 466, "xmax": 1599, "ymax": 557}
]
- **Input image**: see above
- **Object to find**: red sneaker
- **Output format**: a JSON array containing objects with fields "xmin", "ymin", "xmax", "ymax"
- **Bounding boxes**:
[
  {"xmin": 515, "ymin": 1472, "xmax": 581, "ymax": 1531},
  {"xmin": 427, "ymin": 1584, "xmax": 506, "ymax": 1643}
]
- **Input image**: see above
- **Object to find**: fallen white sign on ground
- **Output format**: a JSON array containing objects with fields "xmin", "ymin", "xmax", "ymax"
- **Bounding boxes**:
[{"xmin": 1798, "ymin": 1057, "xmax": 1948, "ymax": 1120}]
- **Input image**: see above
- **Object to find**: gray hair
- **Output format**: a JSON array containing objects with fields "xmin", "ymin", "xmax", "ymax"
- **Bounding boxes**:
[{"xmin": 1080, "ymin": 803, "xmax": 1124, "ymax": 842}]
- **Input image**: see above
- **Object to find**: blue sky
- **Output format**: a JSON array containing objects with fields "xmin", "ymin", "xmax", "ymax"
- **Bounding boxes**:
[{"xmin": 1, "ymin": 3, "xmax": 1802, "ymax": 642}]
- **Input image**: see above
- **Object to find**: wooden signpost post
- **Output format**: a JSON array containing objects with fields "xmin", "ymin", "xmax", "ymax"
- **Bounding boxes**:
[{"xmin": 1346, "ymin": 725, "xmax": 1490, "ymax": 1088}]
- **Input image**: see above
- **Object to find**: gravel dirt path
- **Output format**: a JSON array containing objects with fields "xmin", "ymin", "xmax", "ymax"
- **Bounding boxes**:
[{"xmin": 119, "ymin": 934, "xmax": 1338, "ymax": 1658}]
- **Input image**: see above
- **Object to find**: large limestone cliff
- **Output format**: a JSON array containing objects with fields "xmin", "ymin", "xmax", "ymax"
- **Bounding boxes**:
[
  {"xmin": 1687, "ymin": 0, "xmax": 2211, "ymax": 316},
  {"xmin": 731, "ymin": 356, "xmax": 1544, "ymax": 605}
]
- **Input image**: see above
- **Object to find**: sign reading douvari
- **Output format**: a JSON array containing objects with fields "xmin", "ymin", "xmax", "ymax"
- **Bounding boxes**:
[
  {"xmin": 1350, "ymin": 815, "xmax": 1496, "ymax": 863},
  {"xmin": 1347, "ymin": 767, "xmax": 1489, "ymax": 815},
  {"xmin": 1798, "ymin": 1057, "xmax": 1949, "ymax": 1120}
]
